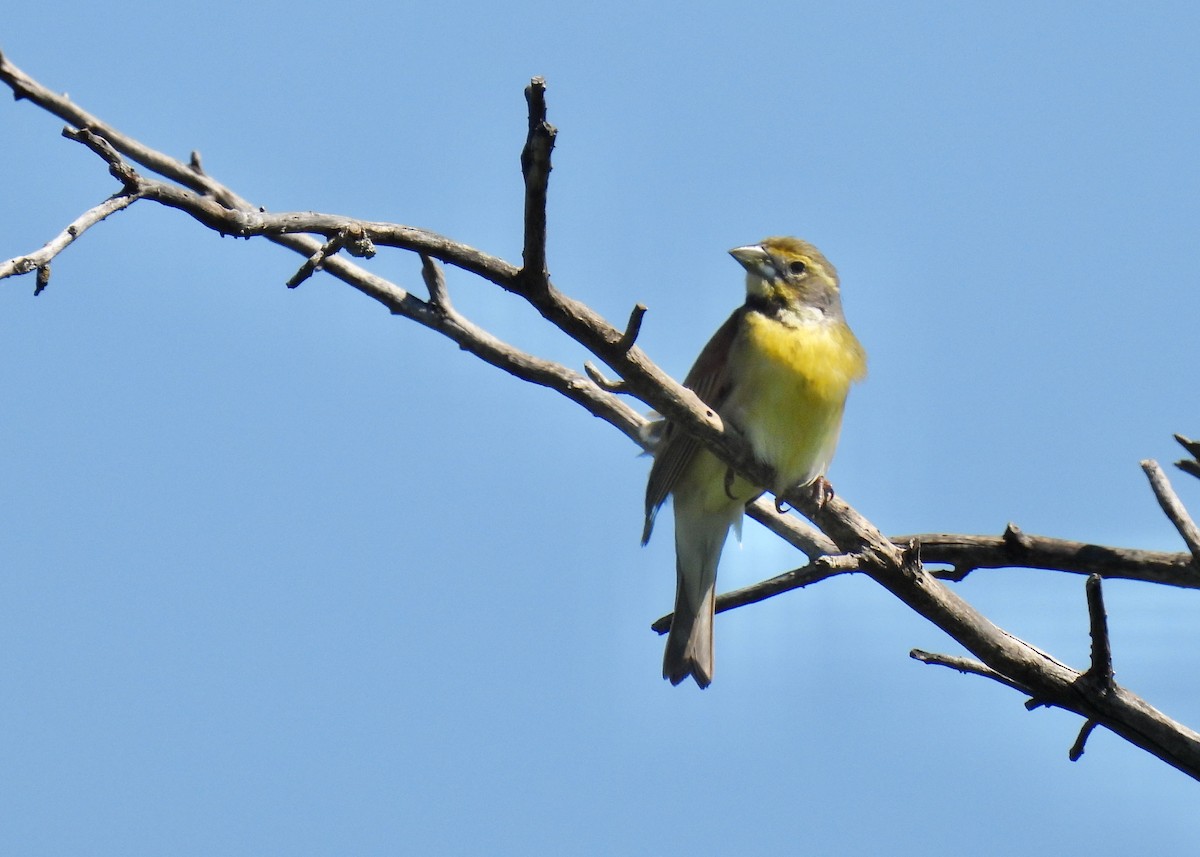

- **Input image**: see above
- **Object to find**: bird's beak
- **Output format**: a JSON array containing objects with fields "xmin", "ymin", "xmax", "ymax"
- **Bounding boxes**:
[{"xmin": 729, "ymin": 243, "xmax": 770, "ymax": 276}]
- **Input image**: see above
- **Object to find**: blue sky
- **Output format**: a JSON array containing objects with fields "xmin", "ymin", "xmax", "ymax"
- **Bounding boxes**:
[{"xmin": 2, "ymin": 2, "xmax": 1199, "ymax": 854}]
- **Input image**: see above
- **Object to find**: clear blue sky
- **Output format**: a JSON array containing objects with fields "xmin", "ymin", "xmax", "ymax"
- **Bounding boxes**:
[{"xmin": 2, "ymin": 2, "xmax": 1199, "ymax": 854}]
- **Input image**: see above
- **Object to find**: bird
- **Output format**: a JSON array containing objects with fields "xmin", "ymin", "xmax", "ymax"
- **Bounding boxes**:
[{"xmin": 642, "ymin": 236, "xmax": 867, "ymax": 688}]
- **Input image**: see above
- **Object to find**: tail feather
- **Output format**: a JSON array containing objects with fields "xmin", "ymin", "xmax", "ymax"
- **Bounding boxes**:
[
  {"xmin": 662, "ymin": 508, "xmax": 734, "ymax": 689},
  {"xmin": 663, "ymin": 573, "xmax": 716, "ymax": 687}
]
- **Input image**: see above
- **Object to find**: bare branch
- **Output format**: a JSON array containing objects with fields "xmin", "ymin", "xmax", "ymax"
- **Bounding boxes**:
[
  {"xmin": 1069, "ymin": 720, "xmax": 1100, "ymax": 762},
  {"xmin": 1142, "ymin": 459, "xmax": 1200, "ymax": 560},
  {"xmin": 782, "ymin": 487, "xmax": 1200, "ymax": 778},
  {"xmin": 285, "ymin": 224, "xmax": 378, "ymax": 288},
  {"xmin": 910, "ymin": 649, "xmax": 1033, "ymax": 695},
  {"xmin": 0, "ymin": 49, "xmax": 239, "ymax": 203},
  {"xmin": 618, "ymin": 303, "xmax": 647, "ymax": 351},
  {"xmin": 904, "ymin": 527, "xmax": 1199, "ymax": 589},
  {"xmin": 287, "ymin": 232, "xmax": 348, "ymax": 289},
  {"xmin": 62, "ymin": 126, "xmax": 140, "ymax": 191},
  {"xmin": 1175, "ymin": 434, "xmax": 1200, "ymax": 481},
  {"xmin": 7, "ymin": 51, "xmax": 1200, "ymax": 780},
  {"xmin": 17, "ymin": 74, "xmax": 743, "ymax": 498},
  {"xmin": 0, "ymin": 191, "xmax": 139, "ymax": 285},
  {"xmin": 652, "ymin": 551, "xmax": 856, "ymax": 634},
  {"xmin": 520, "ymin": 76, "xmax": 555, "ymax": 293},
  {"xmin": 584, "ymin": 361, "xmax": 628, "ymax": 393},
  {"xmin": 8, "ymin": 75, "xmax": 647, "ymax": 458},
  {"xmin": 60, "ymin": 125, "xmax": 520, "ymax": 288},
  {"xmin": 1084, "ymin": 574, "xmax": 1115, "ymax": 689},
  {"xmin": 419, "ymin": 254, "xmax": 451, "ymax": 311}
]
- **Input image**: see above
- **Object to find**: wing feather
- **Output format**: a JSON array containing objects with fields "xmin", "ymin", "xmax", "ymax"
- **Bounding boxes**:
[{"xmin": 641, "ymin": 309, "xmax": 742, "ymax": 544}]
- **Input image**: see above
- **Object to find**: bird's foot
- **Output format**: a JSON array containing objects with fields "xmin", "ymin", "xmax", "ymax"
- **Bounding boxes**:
[
  {"xmin": 811, "ymin": 476, "xmax": 834, "ymax": 509},
  {"xmin": 774, "ymin": 478, "xmax": 834, "ymax": 513}
]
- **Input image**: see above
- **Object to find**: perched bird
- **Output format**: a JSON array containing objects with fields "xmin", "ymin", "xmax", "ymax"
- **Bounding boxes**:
[{"xmin": 642, "ymin": 236, "xmax": 867, "ymax": 688}]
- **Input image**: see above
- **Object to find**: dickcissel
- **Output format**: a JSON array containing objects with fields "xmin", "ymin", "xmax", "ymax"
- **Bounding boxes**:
[{"xmin": 642, "ymin": 236, "xmax": 867, "ymax": 688}]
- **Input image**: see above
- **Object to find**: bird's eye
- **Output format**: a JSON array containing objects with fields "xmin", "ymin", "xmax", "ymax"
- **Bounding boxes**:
[{"xmin": 787, "ymin": 260, "xmax": 807, "ymax": 275}]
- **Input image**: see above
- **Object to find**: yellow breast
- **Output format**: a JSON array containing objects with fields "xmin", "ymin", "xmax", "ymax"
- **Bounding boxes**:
[{"xmin": 727, "ymin": 312, "xmax": 867, "ymax": 491}]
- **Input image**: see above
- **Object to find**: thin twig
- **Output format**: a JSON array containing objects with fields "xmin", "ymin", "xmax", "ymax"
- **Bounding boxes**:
[
  {"xmin": 651, "ymin": 556, "xmax": 854, "ymax": 634},
  {"xmin": 420, "ymin": 254, "xmax": 450, "ymax": 311},
  {"xmin": 0, "ymin": 48, "xmax": 239, "ymax": 204},
  {"xmin": 910, "ymin": 649, "xmax": 1033, "ymax": 695},
  {"xmin": 287, "ymin": 232, "xmax": 348, "ymax": 289},
  {"xmin": 618, "ymin": 304, "xmax": 647, "ymax": 351},
  {"xmin": 63, "ymin": 127, "xmax": 139, "ymax": 190},
  {"xmin": 1069, "ymin": 720, "xmax": 1099, "ymax": 761},
  {"xmin": 1174, "ymin": 434, "xmax": 1200, "ymax": 481},
  {"xmin": 0, "ymin": 191, "xmax": 139, "ymax": 284},
  {"xmin": 584, "ymin": 361, "xmax": 627, "ymax": 393},
  {"xmin": 519, "ymin": 76, "xmax": 555, "ymax": 293},
  {"xmin": 1084, "ymin": 574, "xmax": 1114, "ymax": 689},
  {"xmin": 61, "ymin": 125, "xmax": 519, "ymax": 287},
  {"xmin": 1141, "ymin": 459, "xmax": 1200, "ymax": 560}
]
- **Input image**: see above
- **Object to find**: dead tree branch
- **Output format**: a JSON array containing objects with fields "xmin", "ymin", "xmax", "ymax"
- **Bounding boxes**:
[
  {"xmin": 4, "ymin": 48, "xmax": 1200, "ymax": 780},
  {"xmin": 905, "ymin": 525, "xmax": 1199, "ymax": 588},
  {"xmin": 0, "ymin": 190, "xmax": 139, "ymax": 288},
  {"xmin": 1176, "ymin": 434, "xmax": 1200, "ymax": 481},
  {"xmin": 1142, "ymin": 459, "xmax": 1200, "ymax": 561},
  {"xmin": 910, "ymin": 649, "xmax": 1034, "ymax": 696}
]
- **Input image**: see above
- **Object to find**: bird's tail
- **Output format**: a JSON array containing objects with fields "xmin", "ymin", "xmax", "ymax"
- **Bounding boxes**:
[{"xmin": 663, "ymin": 508, "xmax": 734, "ymax": 688}]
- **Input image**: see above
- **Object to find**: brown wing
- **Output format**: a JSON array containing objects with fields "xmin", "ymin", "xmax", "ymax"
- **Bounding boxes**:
[{"xmin": 641, "ymin": 308, "xmax": 742, "ymax": 544}]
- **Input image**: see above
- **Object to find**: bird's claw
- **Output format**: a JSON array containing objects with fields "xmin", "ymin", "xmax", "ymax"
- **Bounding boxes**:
[{"xmin": 774, "ymin": 477, "xmax": 833, "ymax": 514}]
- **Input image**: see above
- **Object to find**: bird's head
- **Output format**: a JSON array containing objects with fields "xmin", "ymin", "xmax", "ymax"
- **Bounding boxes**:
[{"xmin": 729, "ymin": 236, "xmax": 844, "ymax": 323}]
